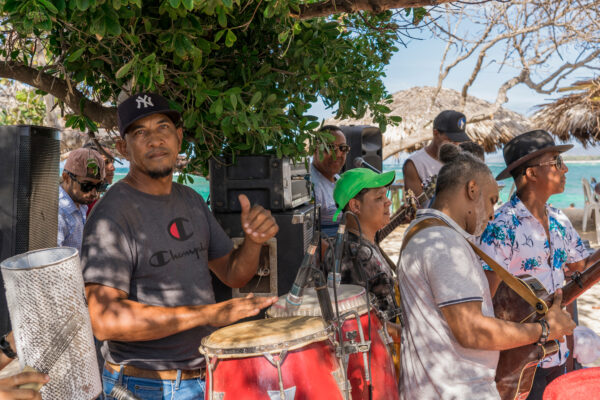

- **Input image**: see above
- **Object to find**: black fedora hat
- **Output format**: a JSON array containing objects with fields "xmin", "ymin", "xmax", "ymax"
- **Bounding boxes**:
[{"xmin": 496, "ymin": 130, "xmax": 573, "ymax": 180}]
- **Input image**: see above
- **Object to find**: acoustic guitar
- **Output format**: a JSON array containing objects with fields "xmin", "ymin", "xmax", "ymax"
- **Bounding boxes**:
[
  {"xmin": 375, "ymin": 177, "xmax": 436, "ymax": 244},
  {"xmin": 493, "ymin": 261, "xmax": 600, "ymax": 400}
]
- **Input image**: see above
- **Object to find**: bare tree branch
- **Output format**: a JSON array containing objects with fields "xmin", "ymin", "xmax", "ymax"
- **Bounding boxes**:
[{"xmin": 295, "ymin": 0, "xmax": 458, "ymax": 19}]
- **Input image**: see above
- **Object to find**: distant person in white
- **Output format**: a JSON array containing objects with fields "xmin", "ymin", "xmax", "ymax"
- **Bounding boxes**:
[
  {"xmin": 311, "ymin": 125, "xmax": 350, "ymax": 236},
  {"xmin": 403, "ymin": 110, "xmax": 470, "ymax": 200}
]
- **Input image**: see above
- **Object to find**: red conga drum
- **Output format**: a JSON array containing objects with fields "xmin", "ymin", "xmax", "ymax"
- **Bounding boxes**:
[
  {"xmin": 201, "ymin": 316, "xmax": 345, "ymax": 400},
  {"xmin": 267, "ymin": 285, "xmax": 399, "ymax": 400},
  {"xmin": 543, "ymin": 367, "xmax": 600, "ymax": 400}
]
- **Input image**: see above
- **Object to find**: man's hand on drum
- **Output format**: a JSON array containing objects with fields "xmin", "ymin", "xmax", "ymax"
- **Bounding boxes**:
[
  {"xmin": 210, "ymin": 293, "xmax": 278, "ymax": 327},
  {"xmin": 0, "ymin": 372, "xmax": 48, "ymax": 400},
  {"xmin": 239, "ymin": 194, "xmax": 278, "ymax": 245}
]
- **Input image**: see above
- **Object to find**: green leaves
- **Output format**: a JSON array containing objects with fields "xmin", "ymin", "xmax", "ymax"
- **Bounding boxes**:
[
  {"xmin": 225, "ymin": 29, "xmax": 236, "ymax": 47},
  {"xmin": 66, "ymin": 47, "xmax": 85, "ymax": 62},
  {"xmin": 76, "ymin": 0, "xmax": 89, "ymax": 11},
  {"xmin": 38, "ymin": 0, "xmax": 58, "ymax": 13},
  {"xmin": 0, "ymin": 0, "xmax": 401, "ymax": 176}
]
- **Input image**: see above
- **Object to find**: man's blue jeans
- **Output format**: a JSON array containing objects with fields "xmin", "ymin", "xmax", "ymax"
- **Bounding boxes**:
[{"xmin": 102, "ymin": 365, "xmax": 206, "ymax": 400}]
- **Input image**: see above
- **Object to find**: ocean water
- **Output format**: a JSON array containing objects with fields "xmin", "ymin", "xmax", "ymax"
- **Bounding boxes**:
[{"xmin": 112, "ymin": 160, "xmax": 599, "ymax": 209}]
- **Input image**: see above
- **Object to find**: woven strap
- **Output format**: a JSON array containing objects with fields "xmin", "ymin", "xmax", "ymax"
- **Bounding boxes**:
[{"xmin": 400, "ymin": 217, "xmax": 548, "ymax": 314}]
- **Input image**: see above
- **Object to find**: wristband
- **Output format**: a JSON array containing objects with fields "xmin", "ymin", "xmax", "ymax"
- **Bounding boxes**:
[
  {"xmin": 0, "ymin": 334, "xmax": 16, "ymax": 359},
  {"xmin": 537, "ymin": 319, "xmax": 549, "ymax": 346}
]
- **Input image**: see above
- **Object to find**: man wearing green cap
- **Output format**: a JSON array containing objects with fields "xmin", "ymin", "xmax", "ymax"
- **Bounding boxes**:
[{"xmin": 331, "ymin": 168, "xmax": 401, "ymax": 333}]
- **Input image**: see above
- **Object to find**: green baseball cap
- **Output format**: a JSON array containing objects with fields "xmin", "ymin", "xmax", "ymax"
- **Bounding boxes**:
[{"xmin": 332, "ymin": 168, "xmax": 396, "ymax": 222}]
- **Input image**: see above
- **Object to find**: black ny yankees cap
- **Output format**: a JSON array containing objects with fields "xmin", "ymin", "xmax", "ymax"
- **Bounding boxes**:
[{"xmin": 117, "ymin": 92, "xmax": 181, "ymax": 137}]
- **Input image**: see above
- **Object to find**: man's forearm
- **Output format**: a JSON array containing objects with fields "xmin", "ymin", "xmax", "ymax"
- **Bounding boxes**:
[
  {"xmin": 225, "ymin": 240, "xmax": 262, "ymax": 288},
  {"xmin": 88, "ymin": 295, "xmax": 218, "ymax": 342},
  {"xmin": 466, "ymin": 316, "xmax": 542, "ymax": 351}
]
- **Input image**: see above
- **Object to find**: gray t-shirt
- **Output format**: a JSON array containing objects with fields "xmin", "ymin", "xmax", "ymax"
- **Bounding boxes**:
[
  {"xmin": 81, "ymin": 181, "xmax": 233, "ymax": 370},
  {"xmin": 397, "ymin": 209, "xmax": 500, "ymax": 400}
]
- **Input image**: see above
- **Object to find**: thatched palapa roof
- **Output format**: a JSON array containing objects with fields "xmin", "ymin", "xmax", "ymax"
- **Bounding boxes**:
[
  {"xmin": 326, "ymin": 86, "xmax": 532, "ymax": 160},
  {"xmin": 533, "ymin": 79, "xmax": 600, "ymax": 147}
]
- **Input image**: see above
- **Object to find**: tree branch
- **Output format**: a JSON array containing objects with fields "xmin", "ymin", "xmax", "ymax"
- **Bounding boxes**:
[
  {"xmin": 295, "ymin": 0, "xmax": 456, "ymax": 20},
  {"xmin": 0, "ymin": 61, "xmax": 117, "ymax": 130}
]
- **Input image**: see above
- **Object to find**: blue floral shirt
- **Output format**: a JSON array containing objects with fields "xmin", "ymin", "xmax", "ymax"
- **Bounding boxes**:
[{"xmin": 478, "ymin": 194, "xmax": 588, "ymax": 368}]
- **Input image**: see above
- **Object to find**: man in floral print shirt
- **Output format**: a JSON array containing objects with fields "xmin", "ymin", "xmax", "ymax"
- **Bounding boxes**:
[{"xmin": 479, "ymin": 130, "xmax": 600, "ymax": 400}]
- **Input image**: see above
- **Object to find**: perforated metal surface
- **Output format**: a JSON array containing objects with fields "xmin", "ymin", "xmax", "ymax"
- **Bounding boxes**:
[
  {"xmin": 1, "ymin": 247, "xmax": 101, "ymax": 399},
  {"xmin": 28, "ymin": 133, "xmax": 59, "ymax": 251}
]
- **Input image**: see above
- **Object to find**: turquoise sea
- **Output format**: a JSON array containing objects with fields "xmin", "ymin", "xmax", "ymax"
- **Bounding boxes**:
[{"xmin": 112, "ymin": 160, "xmax": 600, "ymax": 209}]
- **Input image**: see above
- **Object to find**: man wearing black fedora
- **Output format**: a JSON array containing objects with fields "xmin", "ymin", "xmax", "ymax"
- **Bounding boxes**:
[{"xmin": 478, "ymin": 129, "xmax": 600, "ymax": 399}]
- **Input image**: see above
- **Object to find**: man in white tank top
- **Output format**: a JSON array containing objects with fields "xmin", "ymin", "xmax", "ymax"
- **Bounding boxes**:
[{"xmin": 403, "ymin": 110, "xmax": 470, "ymax": 200}]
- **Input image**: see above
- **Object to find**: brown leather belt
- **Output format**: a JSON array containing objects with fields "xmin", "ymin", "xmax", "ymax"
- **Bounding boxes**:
[{"xmin": 105, "ymin": 361, "xmax": 205, "ymax": 380}]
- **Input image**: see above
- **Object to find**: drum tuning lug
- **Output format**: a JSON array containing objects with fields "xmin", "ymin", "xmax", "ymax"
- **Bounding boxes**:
[{"xmin": 346, "ymin": 330, "xmax": 358, "ymax": 341}]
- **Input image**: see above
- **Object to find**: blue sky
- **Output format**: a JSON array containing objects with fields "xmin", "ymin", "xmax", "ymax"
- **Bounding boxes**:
[{"xmin": 310, "ymin": 29, "xmax": 600, "ymax": 160}]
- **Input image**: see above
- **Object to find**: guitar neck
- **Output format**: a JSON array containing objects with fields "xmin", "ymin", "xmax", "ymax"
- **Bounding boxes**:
[
  {"xmin": 376, "ymin": 190, "xmax": 431, "ymax": 243},
  {"xmin": 562, "ymin": 259, "xmax": 600, "ymax": 306}
]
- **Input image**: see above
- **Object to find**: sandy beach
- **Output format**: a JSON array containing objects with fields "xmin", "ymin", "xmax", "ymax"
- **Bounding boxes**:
[{"xmin": 380, "ymin": 207, "xmax": 600, "ymax": 367}]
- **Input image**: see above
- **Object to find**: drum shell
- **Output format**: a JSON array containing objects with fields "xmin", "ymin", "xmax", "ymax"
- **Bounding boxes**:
[
  {"xmin": 267, "ymin": 285, "xmax": 399, "ymax": 400},
  {"xmin": 343, "ymin": 310, "xmax": 399, "ymax": 400},
  {"xmin": 205, "ymin": 339, "xmax": 344, "ymax": 400}
]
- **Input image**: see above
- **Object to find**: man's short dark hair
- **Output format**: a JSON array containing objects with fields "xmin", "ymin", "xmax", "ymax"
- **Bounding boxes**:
[{"xmin": 319, "ymin": 125, "xmax": 342, "ymax": 133}]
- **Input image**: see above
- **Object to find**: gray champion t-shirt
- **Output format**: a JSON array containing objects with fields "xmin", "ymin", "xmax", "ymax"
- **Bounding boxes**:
[{"xmin": 81, "ymin": 181, "xmax": 233, "ymax": 370}]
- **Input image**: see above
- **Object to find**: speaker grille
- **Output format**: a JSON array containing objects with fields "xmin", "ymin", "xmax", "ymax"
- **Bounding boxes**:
[
  {"xmin": 15, "ymin": 136, "xmax": 31, "ymax": 254},
  {"xmin": 28, "ymin": 134, "xmax": 59, "ymax": 251}
]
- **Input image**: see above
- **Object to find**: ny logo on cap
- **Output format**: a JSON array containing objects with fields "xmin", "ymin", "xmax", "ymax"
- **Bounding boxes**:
[
  {"xmin": 458, "ymin": 116, "xmax": 466, "ymax": 130},
  {"xmin": 136, "ymin": 95, "xmax": 154, "ymax": 109}
]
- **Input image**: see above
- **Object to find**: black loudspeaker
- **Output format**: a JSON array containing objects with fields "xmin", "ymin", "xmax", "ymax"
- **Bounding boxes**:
[
  {"xmin": 340, "ymin": 125, "xmax": 383, "ymax": 172},
  {"xmin": 0, "ymin": 125, "xmax": 61, "ymax": 336},
  {"xmin": 209, "ymin": 156, "xmax": 311, "ymax": 213},
  {"xmin": 212, "ymin": 203, "xmax": 316, "ymax": 305}
]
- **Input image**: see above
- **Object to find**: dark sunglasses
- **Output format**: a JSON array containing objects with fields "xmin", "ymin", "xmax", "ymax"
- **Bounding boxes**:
[
  {"xmin": 68, "ymin": 172, "xmax": 104, "ymax": 193},
  {"xmin": 327, "ymin": 144, "xmax": 351, "ymax": 153},
  {"xmin": 523, "ymin": 155, "xmax": 565, "ymax": 175}
]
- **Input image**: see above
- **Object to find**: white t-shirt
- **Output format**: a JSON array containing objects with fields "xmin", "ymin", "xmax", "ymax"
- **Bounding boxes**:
[
  {"xmin": 397, "ymin": 209, "xmax": 500, "ymax": 400},
  {"xmin": 406, "ymin": 148, "xmax": 443, "ymax": 186}
]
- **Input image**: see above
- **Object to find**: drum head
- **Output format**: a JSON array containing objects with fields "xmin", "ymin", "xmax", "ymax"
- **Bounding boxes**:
[
  {"xmin": 267, "ymin": 284, "xmax": 369, "ymax": 318},
  {"xmin": 201, "ymin": 316, "xmax": 330, "ymax": 358}
]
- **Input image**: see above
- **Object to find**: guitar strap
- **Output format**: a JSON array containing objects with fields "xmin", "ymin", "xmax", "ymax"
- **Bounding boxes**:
[{"xmin": 400, "ymin": 217, "xmax": 549, "ymax": 315}]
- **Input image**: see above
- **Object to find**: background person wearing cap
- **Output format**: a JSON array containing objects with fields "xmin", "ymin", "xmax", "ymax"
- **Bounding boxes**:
[
  {"xmin": 403, "ymin": 110, "xmax": 471, "ymax": 200},
  {"xmin": 311, "ymin": 125, "xmax": 350, "ymax": 236},
  {"xmin": 82, "ymin": 141, "xmax": 119, "ymax": 217},
  {"xmin": 80, "ymin": 92, "xmax": 279, "ymax": 399},
  {"xmin": 478, "ymin": 130, "xmax": 600, "ymax": 399},
  {"xmin": 58, "ymin": 147, "xmax": 106, "ymax": 251},
  {"xmin": 331, "ymin": 168, "xmax": 402, "ymax": 339}
]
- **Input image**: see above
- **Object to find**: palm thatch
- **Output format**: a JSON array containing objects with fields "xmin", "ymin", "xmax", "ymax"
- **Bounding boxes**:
[
  {"xmin": 326, "ymin": 86, "xmax": 532, "ymax": 160},
  {"xmin": 533, "ymin": 79, "xmax": 600, "ymax": 147}
]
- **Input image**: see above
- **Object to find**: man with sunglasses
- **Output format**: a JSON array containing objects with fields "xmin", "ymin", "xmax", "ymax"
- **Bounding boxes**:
[
  {"xmin": 83, "ymin": 142, "xmax": 119, "ymax": 217},
  {"xmin": 478, "ymin": 130, "xmax": 600, "ymax": 399},
  {"xmin": 58, "ymin": 147, "xmax": 106, "ymax": 251},
  {"xmin": 311, "ymin": 125, "xmax": 350, "ymax": 236}
]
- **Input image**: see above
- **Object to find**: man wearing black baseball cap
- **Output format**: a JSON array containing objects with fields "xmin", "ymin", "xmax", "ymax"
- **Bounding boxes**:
[
  {"xmin": 403, "ymin": 110, "xmax": 471, "ymax": 201},
  {"xmin": 479, "ymin": 130, "xmax": 600, "ymax": 399},
  {"xmin": 80, "ymin": 92, "xmax": 279, "ymax": 399}
]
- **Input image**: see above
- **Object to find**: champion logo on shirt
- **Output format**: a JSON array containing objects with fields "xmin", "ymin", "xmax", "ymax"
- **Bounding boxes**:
[{"xmin": 168, "ymin": 217, "xmax": 193, "ymax": 241}]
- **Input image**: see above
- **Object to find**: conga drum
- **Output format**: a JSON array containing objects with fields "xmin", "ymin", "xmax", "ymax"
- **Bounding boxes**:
[
  {"xmin": 201, "ymin": 316, "xmax": 346, "ymax": 400},
  {"xmin": 267, "ymin": 285, "xmax": 399, "ymax": 400}
]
